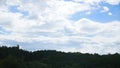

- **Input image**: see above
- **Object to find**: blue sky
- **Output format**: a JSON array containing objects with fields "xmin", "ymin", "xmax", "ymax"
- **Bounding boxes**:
[
  {"xmin": 0, "ymin": 0, "xmax": 120, "ymax": 54},
  {"xmin": 70, "ymin": 2, "xmax": 120, "ymax": 22}
]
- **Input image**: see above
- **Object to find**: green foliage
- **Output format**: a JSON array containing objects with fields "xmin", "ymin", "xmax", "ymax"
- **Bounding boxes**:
[{"xmin": 0, "ymin": 45, "xmax": 120, "ymax": 68}]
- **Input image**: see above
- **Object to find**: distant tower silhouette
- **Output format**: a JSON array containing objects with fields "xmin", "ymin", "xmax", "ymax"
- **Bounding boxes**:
[{"xmin": 16, "ymin": 44, "xmax": 20, "ymax": 49}]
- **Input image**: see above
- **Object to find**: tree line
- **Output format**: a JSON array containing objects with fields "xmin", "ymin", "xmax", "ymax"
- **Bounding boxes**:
[{"xmin": 0, "ymin": 45, "xmax": 120, "ymax": 68}]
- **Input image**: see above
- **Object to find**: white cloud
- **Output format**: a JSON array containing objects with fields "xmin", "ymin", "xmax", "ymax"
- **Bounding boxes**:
[
  {"xmin": 0, "ymin": 0, "xmax": 120, "ymax": 54},
  {"xmin": 74, "ymin": 0, "xmax": 120, "ymax": 5},
  {"xmin": 101, "ymin": 6, "xmax": 109, "ymax": 12},
  {"xmin": 73, "ymin": 18, "xmax": 111, "ymax": 35},
  {"xmin": 105, "ymin": 0, "xmax": 120, "ymax": 5},
  {"xmin": 100, "ymin": 6, "xmax": 113, "ymax": 16},
  {"xmin": 74, "ymin": 0, "xmax": 102, "ymax": 4},
  {"xmin": 108, "ymin": 12, "xmax": 112, "ymax": 15},
  {"xmin": 85, "ymin": 11, "xmax": 91, "ymax": 15},
  {"xmin": 68, "ymin": 19, "xmax": 120, "ymax": 54},
  {"xmin": 0, "ymin": 0, "xmax": 8, "ymax": 12},
  {"xmin": 6, "ymin": 0, "xmax": 21, "ymax": 6}
]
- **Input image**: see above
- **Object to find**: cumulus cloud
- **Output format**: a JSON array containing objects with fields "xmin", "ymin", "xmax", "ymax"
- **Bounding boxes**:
[
  {"xmin": 69, "ymin": 19, "xmax": 120, "ymax": 54},
  {"xmin": 100, "ymin": 6, "xmax": 113, "ymax": 16},
  {"xmin": 74, "ymin": 0, "xmax": 120, "ymax": 5},
  {"xmin": 74, "ymin": 0, "xmax": 102, "ymax": 4},
  {"xmin": 105, "ymin": 0, "xmax": 120, "ymax": 5},
  {"xmin": 0, "ymin": 0, "xmax": 120, "ymax": 54},
  {"xmin": 108, "ymin": 12, "xmax": 112, "ymax": 15},
  {"xmin": 101, "ymin": 6, "xmax": 109, "ymax": 12}
]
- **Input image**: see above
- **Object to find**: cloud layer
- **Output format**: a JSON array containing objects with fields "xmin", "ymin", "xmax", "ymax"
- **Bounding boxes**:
[{"xmin": 0, "ymin": 0, "xmax": 120, "ymax": 54}]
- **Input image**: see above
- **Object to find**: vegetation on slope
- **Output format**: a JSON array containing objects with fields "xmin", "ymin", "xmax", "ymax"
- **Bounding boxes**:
[{"xmin": 0, "ymin": 45, "xmax": 120, "ymax": 68}]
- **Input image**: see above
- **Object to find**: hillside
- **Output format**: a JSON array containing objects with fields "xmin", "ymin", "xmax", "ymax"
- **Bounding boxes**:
[{"xmin": 0, "ymin": 45, "xmax": 120, "ymax": 68}]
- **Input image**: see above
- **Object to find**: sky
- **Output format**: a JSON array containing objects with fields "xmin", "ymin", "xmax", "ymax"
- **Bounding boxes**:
[{"xmin": 0, "ymin": 0, "xmax": 120, "ymax": 54}]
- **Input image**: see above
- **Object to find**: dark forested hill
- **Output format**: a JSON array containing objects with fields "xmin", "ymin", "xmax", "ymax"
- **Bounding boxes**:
[{"xmin": 0, "ymin": 45, "xmax": 120, "ymax": 68}]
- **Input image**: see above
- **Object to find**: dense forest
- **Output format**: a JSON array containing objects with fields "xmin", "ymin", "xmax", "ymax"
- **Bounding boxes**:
[{"xmin": 0, "ymin": 45, "xmax": 120, "ymax": 68}]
